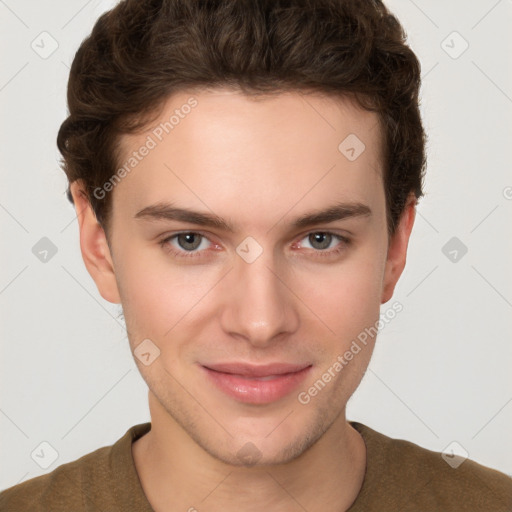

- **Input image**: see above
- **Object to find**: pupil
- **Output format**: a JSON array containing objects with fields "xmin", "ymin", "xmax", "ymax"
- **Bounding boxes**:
[{"xmin": 309, "ymin": 232, "xmax": 331, "ymax": 250}]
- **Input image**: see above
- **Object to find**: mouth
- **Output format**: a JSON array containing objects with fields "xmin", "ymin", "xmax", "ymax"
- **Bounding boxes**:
[{"xmin": 200, "ymin": 362, "xmax": 312, "ymax": 404}]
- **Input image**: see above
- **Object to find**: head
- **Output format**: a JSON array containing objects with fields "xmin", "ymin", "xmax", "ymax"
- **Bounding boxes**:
[{"xmin": 60, "ymin": 0, "xmax": 426, "ymax": 466}]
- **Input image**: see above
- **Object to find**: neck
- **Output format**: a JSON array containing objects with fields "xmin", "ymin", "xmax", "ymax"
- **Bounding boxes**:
[{"xmin": 132, "ymin": 394, "xmax": 366, "ymax": 512}]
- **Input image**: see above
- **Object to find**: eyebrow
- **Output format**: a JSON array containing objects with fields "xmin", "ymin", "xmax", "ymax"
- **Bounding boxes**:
[{"xmin": 134, "ymin": 201, "xmax": 372, "ymax": 231}]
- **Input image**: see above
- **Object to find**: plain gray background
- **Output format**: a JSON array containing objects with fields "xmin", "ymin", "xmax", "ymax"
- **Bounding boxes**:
[{"xmin": 1, "ymin": 0, "xmax": 511, "ymax": 491}]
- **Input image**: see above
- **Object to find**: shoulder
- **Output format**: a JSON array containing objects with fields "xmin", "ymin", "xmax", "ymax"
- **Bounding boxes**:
[
  {"xmin": 351, "ymin": 421, "xmax": 512, "ymax": 511},
  {"xmin": 0, "ymin": 443, "xmax": 112, "ymax": 511},
  {"xmin": 391, "ymin": 435, "xmax": 512, "ymax": 507},
  {"xmin": 0, "ymin": 422, "xmax": 151, "ymax": 512}
]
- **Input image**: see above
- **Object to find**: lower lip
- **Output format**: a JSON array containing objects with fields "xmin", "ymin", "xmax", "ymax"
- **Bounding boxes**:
[{"xmin": 201, "ymin": 365, "xmax": 312, "ymax": 404}]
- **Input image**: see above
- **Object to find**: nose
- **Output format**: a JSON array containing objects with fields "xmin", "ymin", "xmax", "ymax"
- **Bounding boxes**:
[{"xmin": 219, "ymin": 247, "xmax": 300, "ymax": 348}]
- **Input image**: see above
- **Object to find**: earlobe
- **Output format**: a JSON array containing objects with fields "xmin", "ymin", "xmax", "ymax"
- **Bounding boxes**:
[
  {"xmin": 69, "ymin": 181, "xmax": 121, "ymax": 304},
  {"xmin": 381, "ymin": 194, "xmax": 417, "ymax": 304}
]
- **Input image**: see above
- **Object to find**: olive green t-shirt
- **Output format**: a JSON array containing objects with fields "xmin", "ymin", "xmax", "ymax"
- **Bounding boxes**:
[{"xmin": 1, "ymin": 421, "xmax": 511, "ymax": 511}]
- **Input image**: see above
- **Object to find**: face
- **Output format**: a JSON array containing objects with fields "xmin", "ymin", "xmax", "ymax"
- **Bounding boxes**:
[{"xmin": 72, "ymin": 88, "xmax": 415, "ymax": 466}]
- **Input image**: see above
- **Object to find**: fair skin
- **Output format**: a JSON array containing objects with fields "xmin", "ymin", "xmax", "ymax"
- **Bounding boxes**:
[{"xmin": 70, "ymin": 88, "xmax": 416, "ymax": 512}]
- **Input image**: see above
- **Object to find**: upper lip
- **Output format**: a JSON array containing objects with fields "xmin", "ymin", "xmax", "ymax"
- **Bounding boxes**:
[{"xmin": 202, "ymin": 362, "xmax": 311, "ymax": 378}]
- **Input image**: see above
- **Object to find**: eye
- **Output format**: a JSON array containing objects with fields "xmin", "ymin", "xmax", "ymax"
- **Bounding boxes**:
[
  {"xmin": 160, "ymin": 232, "xmax": 212, "ymax": 256},
  {"xmin": 303, "ymin": 232, "xmax": 335, "ymax": 250},
  {"xmin": 295, "ymin": 232, "xmax": 350, "ymax": 256}
]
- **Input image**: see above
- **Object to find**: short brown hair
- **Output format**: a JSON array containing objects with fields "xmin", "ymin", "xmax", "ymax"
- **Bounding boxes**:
[{"xmin": 57, "ymin": 0, "xmax": 427, "ymax": 240}]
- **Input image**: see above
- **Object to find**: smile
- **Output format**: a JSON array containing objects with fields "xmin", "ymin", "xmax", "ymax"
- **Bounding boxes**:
[{"xmin": 200, "ymin": 362, "xmax": 313, "ymax": 404}]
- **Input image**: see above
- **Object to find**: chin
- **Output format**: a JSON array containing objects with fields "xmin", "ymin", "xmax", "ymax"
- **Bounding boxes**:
[{"xmin": 192, "ymin": 413, "xmax": 330, "ymax": 468}]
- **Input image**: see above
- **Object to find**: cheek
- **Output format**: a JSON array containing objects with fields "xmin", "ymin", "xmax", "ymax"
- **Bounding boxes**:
[
  {"xmin": 111, "ymin": 247, "xmax": 169, "ymax": 340},
  {"xmin": 297, "ymin": 249, "xmax": 385, "ymax": 335},
  {"xmin": 115, "ymin": 249, "xmax": 222, "ymax": 341},
  {"xmin": 114, "ymin": 225, "xmax": 387, "ymax": 348}
]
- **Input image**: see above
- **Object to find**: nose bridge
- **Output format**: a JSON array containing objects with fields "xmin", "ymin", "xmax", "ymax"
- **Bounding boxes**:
[{"xmin": 220, "ymin": 242, "xmax": 299, "ymax": 345}]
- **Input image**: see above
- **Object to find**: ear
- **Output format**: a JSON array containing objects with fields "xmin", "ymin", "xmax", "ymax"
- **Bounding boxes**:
[
  {"xmin": 69, "ymin": 180, "xmax": 121, "ymax": 304},
  {"xmin": 381, "ymin": 193, "xmax": 417, "ymax": 304}
]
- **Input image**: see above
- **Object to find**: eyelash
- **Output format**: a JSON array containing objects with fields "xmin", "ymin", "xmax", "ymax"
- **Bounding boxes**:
[{"xmin": 159, "ymin": 231, "xmax": 351, "ymax": 260}]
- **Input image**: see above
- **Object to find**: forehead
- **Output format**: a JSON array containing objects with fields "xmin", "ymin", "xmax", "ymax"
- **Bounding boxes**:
[{"xmin": 112, "ymin": 88, "xmax": 385, "ymax": 229}]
